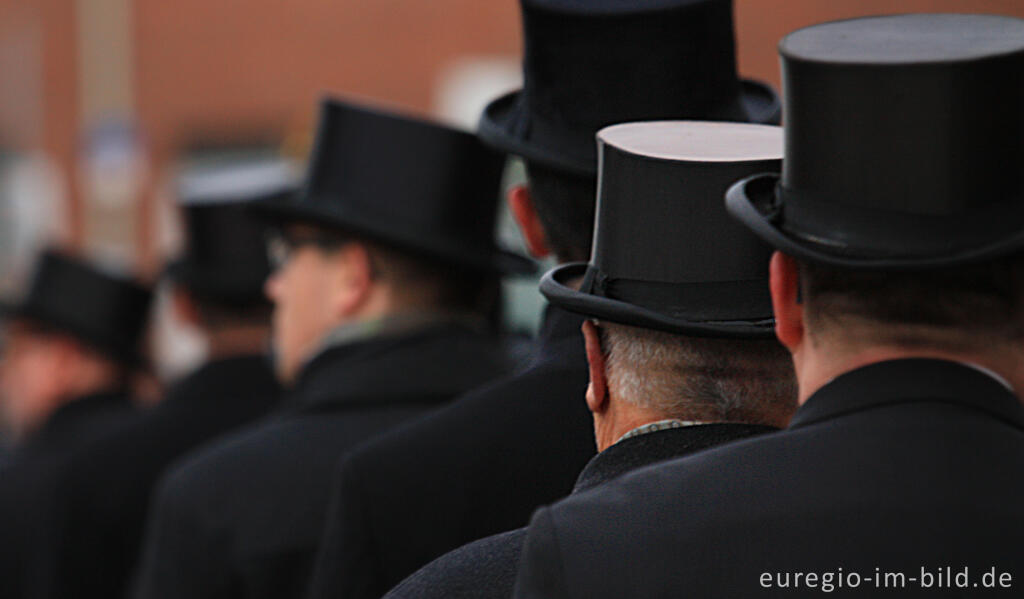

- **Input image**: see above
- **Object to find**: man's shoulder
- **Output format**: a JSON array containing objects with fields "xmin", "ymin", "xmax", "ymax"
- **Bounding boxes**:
[
  {"xmin": 156, "ymin": 417, "xmax": 303, "ymax": 506},
  {"xmin": 549, "ymin": 387, "xmax": 1024, "ymax": 528},
  {"xmin": 549, "ymin": 429, "xmax": 790, "ymax": 523},
  {"xmin": 155, "ymin": 403, "xmax": 393, "ymax": 513},
  {"xmin": 385, "ymin": 528, "xmax": 526, "ymax": 599},
  {"xmin": 65, "ymin": 404, "xmax": 171, "ymax": 462},
  {"xmin": 0, "ymin": 450, "xmax": 63, "ymax": 501},
  {"xmin": 0, "ymin": 409, "xmax": 139, "ymax": 496},
  {"xmin": 347, "ymin": 359, "xmax": 591, "ymax": 472},
  {"xmin": 529, "ymin": 406, "xmax": 1024, "ymax": 583}
]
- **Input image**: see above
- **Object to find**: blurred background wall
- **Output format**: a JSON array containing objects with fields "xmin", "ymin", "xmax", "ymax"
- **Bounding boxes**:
[
  {"xmin": 2, "ymin": 0, "xmax": 1024, "ymax": 274},
  {"xmin": 0, "ymin": 0, "xmax": 1022, "ymax": 368}
]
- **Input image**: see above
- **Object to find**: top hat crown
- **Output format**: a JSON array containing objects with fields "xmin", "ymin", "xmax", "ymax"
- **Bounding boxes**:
[
  {"xmin": 541, "ymin": 121, "xmax": 783, "ymax": 338},
  {"xmin": 253, "ymin": 98, "xmax": 534, "ymax": 274},
  {"xmin": 727, "ymin": 13, "xmax": 1024, "ymax": 269},
  {"xmin": 478, "ymin": 0, "xmax": 781, "ymax": 176},
  {"xmin": 168, "ymin": 159, "xmax": 298, "ymax": 306},
  {"xmin": 1, "ymin": 250, "xmax": 152, "ymax": 367}
]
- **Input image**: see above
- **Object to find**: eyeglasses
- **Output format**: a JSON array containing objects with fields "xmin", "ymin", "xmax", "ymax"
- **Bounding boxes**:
[{"xmin": 265, "ymin": 230, "xmax": 348, "ymax": 270}]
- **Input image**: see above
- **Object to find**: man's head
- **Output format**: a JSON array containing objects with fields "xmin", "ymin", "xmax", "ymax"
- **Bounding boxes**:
[
  {"xmin": 769, "ymin": 252, "xmax": 1024, "ymax": 401},
  {"xmin": 168, "ymin": 158, "xmax": 296, "ymax": 358},
  {"xmin": 581, "ymin": 320, "xmax": 796, "ymax": 451},
  {"xmin": 0, "ymin": 249, "xmax": 151, "ymax": 436},
  {"xmin": 508, "ymin": 162, "xmax": 597, "ymax": 264},
  {"xmin": 724, "ymin": 15, "xmax": 1024, "ymax": 398},
  {"xmin": 481, "ymin": 0, "xmax": 781, "ymax": 264},
  {"xmin": 0, "ymin": 319, "xmax": 126, "ymax": 437},
  {"xmin": 539, "ymin": 121, "xmax": 794, "ymax": 450},
  {"xmin": 263, "ymin": 223, "xmax": 492, "ymax": 383},
  {"xmin": 249, "ymin": 98, "xmax": 528, "ymax": 383}
]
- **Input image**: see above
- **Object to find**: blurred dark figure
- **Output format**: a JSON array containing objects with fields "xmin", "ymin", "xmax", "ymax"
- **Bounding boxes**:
[
  {"xmin": 0, "ymin": 249, "xmax": 151, "ymax": 599},
  {"xmin": 132, "ymin": 98, "xmax": 528, "ymax": 599},
  {"xmin": 304, "ymin": 1, "xmax": 782, "ymax": 598},
  {"xmin": 26, "ymin": 160, "xmax": 292, "ymax": 599}
]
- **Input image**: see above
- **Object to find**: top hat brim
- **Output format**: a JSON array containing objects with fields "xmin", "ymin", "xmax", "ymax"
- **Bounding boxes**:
[
  {"xmin": 249, "ymin": 195, "xmax": 536, "ymax": 275},
  {"xmin": 0, "ymin": 298, "xmax": 147, "ymax": 369},
  {"xmin": 726, "ymin": 173, "xmax": 1024, "ymax": 270},
  {"xmin": 479, "ymin": 79, "xmax": 782, "ymax": 177},
  {"xmin": 539, "ymin": 262, "xmax": 775, "ymax": 339}
]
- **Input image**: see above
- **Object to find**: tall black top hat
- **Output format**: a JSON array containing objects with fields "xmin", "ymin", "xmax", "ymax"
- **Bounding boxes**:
[
  {"xmin": 541, "ymin": 121, "xmax": 782, "ymax": 338},
  {"xmin": 1, "ymin": 250, "xmax": 153, "ymax": 367},
  {"xmin": 478, "ymin": 0, "xmax": 781, "ymax": 176},
  {"xmin": 252, "ymin": 98, "xmax": 534, "ymax": 274},
  {"xmin": 167, "ymin": 159, "xmax": 298, "ymax": 306},
  {"xmin": 728, "ymin": 13, "xmax": 1024, "ymax": 269}
]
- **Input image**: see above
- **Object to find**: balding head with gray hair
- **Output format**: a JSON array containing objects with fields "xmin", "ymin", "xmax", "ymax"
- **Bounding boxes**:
[{"xmin": 597, "ymin": 322, "xmax": 796, "ymax": 427}]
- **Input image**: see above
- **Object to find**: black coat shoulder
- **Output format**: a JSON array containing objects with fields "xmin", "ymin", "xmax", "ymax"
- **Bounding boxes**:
[
  {"xmin": 0, "ymin": 391, "xmax": 137, "ymax": 599},
  {"xmin": 514, "ymin": 360, "xmax": 1024, "ymax": 599},
  {"xmin": 384, "ymin": 423, "xmax": 778, "ymax": 599},
  {"xmin": 386, "ymin": 529, "xmax": 526, "ymax": 599},
  {"xmin": 305, "ymin": 308, "xmax": 593, "ymax": 599},
  {"xmin": 134, "ymin": 325, "xmax": 509, "ymax": 599},
  {"xmin": 27, "ymin": 356, "xmax": 280, "ymax": 599}
]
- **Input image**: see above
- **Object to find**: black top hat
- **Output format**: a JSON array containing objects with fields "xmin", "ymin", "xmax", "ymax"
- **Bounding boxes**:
[
  {"xmin": 478, "ymin": 0, "xmax": 781, "ymax": 177},
  {"xmin": 0, "ymin": 250, "xmax": 152, "ymax": 367},
  {"xmin": 541, "ymin": 121, "xmax": 782, "ymax": 338},
  {"xmin": 727, "ymin": 14, "xmax": 1024, "ymax": 269},
  {"xmin": 167, "ymin": 159, "xmax": 298, "ymax": 307},
  {"xmin": 252, "ymin": 98, "xmax": 534, "ymax": 274}
]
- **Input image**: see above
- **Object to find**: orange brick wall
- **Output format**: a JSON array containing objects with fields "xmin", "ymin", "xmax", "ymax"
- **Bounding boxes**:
[{"xmin": 5, "ymin": 0, "xmax": 1024, "ymax": 263}]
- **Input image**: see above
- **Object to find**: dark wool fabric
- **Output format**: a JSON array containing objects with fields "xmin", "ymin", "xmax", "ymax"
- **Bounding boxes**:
[
  {"xmin": 514, "ymin": 360, "xmax": 1024, "ymax": 599},
  {"xmin": 383, "ymin": 423, "xmax": 778, "ymax": 599},
  {"xmin": 131, "ymin": 324, "xmax": 509, "ymax": 599},
  {"xmin": 304, "ymin": 307, "xmax": 594, "ymax": 599},
  {"xmin": 27, "ymin": 355, "xmax": 281, "ymax": 599},
  {"xmin": 0, "ymin": 391, "xmax": 137, "ymax": 599}
]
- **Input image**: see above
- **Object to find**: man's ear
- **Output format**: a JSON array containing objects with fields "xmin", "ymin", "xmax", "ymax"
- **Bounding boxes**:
[
  {"xmin": 582, "ymin": 321, "xmax": 609, "ymax": 415},
  {"xmin": 330, "ymin": 243, "xmax": 374, "ymax": 318},
  {"xmin": 770, "ymin": 251, "xmax": 805, "ymax": 352},
  {"xmin": 508, "ymin": 185, "xmax": 552, "ymax": 259}
]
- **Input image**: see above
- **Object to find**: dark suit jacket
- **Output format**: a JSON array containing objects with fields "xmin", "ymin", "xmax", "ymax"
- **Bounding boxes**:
[
  {"xmin": 28, "ymin": 355, "xmax": 280, "ymax": 599},
  {"xmin": 304, "ymin": 307, "xmax": 594, "ymax": 599},
  {"xmin": 0, "ymin": 390, "xmax": 137, "ymax": 599},
  {"xmin": 383, "ymin": 423, "xmax": 779, "ymax": 599},
  {"xmin": 514, "ymin": 359, "xmax": 1024, "ymax": 599},
  {"xmin": 132, "ymin": 324, "xmax": 507, "ymax": 599}
]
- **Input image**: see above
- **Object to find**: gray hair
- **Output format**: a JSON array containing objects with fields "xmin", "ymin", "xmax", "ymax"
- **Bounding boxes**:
[{"xmin": 598, "ymin": 322, "xmax": 797, "ymax": 424}]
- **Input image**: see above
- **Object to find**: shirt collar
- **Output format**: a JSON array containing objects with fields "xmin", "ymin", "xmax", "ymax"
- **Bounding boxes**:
[
  {"xmin": 318, "ymin": 312, "xmax": 478, "ymax": 354},
  {"xmin": 303, "ymin": 310, "xmax": 485, "ymax": 372},
  {"xmin": 615, "ymin": 418, "xmax": 712, "ymax": 445},
  {"xmin": 573, "ymin": 422, "xmax": 779, "ymax": 494},
  {"xmin": 286, "ymin": 320, "xmax": 503, "ymax": 412}
]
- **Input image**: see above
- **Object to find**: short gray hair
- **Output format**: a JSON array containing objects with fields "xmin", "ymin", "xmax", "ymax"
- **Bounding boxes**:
[{"xmin": 598, "ymin": 322, "xmax": 796, "ymax": 424}]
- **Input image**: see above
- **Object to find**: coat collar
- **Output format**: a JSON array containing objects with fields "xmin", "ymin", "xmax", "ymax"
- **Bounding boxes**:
[
  {"xmin": 165, "ymin": 354, "xmax": 278, "ymax": 406},
  {"xmin": 790, "ymin": 358, "xmax": 1024, "ymax": 431},
  {"xmin": 572, "ymin": 423, "xmax": 778, "ymax": 493},
  {"xmin": 31, "ymin": 389, "xmax": 132, "ymax": 446},
  {"xmin": 287, "ymin": 322, "xmax": 505, "ymax": 412}
]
